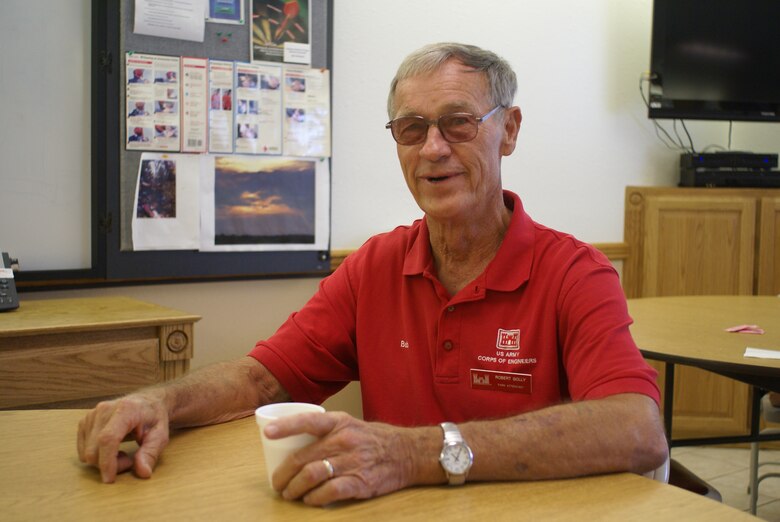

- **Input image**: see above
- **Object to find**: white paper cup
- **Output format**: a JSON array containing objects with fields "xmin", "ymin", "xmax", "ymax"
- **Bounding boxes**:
[{"xmin": 255, "ymin": 402, "xmax": 325, "ymax": 485}]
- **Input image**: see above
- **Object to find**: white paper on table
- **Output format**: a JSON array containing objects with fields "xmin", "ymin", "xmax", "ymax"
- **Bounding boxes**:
[{"xmin": 744, "ymin": 347, "xmax": 780, "ymax": 360}]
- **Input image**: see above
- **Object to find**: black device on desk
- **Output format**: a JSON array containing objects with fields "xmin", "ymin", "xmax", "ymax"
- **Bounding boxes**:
[
  {"xmin": 0, "ymin": 252, "xmax": 19, "ymax": 311},
  {"xmin": 679, "ymin": 152, "xmax": 780, "ymax": 188}
]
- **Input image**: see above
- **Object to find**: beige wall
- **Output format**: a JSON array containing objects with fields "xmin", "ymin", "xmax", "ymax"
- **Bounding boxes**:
[{"xmin": 23, "ymin": 278, "xmax": 364, "ymax": 418}]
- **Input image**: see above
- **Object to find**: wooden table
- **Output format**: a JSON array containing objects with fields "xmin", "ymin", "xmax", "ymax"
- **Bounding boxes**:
[
  {"xmin": 0, "ymin": 296, "xmax": 200, "ymax": 408},
  {"xmin": 0, "ymin": 410, "xmax": 761, "ymax": 521},
  {"xmin": 627, "ymin": 295, "xmax": 780, "ymax": 447}
]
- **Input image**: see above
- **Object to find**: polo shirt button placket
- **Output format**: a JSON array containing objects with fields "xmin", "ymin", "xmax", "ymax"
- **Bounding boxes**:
[{"xmin": 443, "ymin": 340, "xmax": 454, "ymax": 351}]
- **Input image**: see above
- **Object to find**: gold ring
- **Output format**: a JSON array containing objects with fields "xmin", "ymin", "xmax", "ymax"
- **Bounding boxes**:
[{"xmin": 322, "ymin": 458, "xmax": 335, "ymax": 479}]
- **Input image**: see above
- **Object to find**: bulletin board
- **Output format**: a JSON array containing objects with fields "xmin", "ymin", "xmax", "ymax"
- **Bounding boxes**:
[
  {"xmin": 18, "ymin": 0, "xmax": 333, "ymax": 289},
  {"xmin": 109, "ymin": 0, "xmax": 333, "ymax": 281}
]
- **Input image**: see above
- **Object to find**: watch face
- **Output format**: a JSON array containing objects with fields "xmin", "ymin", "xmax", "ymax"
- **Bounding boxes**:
[{"xmin": 441, "ymin": 443, "xmax": 472, "ymax": 474}]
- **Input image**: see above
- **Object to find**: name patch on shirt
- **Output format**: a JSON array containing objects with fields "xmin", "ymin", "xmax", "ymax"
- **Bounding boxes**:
[{"xmin": 470, "ymin": 369, "xmax": 532, "ymax": 394}]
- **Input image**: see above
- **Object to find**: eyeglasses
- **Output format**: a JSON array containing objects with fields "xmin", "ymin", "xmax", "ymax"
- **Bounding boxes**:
[{"xmin": 385, "ymin": 105, "xmax": 502, "ymax": 145}]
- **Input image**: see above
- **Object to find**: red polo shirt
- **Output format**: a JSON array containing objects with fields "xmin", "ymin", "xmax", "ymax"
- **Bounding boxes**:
[{"xmin": 249, "ymin": 191, "xmax": 659, "ymax": 426}]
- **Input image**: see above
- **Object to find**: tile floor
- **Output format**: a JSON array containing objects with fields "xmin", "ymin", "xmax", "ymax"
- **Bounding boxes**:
[{"xmin": 671, "ymin": 446, "xmax": 780, "ymax": 521}]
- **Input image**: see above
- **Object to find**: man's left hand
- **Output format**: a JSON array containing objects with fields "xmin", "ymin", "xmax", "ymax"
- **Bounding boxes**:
[{"xmin": 265, "ymin": 412, "xmax": 436, "ymax": 506}]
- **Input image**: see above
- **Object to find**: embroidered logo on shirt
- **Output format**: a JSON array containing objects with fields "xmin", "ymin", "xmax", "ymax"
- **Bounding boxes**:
[
  {"xmin": 496, "ymin": 329, "xmax": 521, "ymax": 351},
  {"xmin": 400, "ymin": 340, "xmax": 409, "ymax": 349}
]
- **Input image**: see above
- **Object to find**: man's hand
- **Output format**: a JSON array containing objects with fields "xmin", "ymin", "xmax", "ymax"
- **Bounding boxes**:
[
  {"xmin": 77, "ymin": 394, "xmax": 170, "ymax": 483},
  {"xmin": 266, "ymin": 412, "xmax": 438, "ymax": 507},
  {"xmin": 76, "ymin": 358, "xmax": 290, "ymax": 484}
]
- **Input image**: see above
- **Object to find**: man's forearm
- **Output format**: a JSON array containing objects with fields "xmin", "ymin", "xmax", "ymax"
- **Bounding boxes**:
[
  {"xmin": 144, "ymin": 357, "xmax": 290, "ymax": 429},
  {"xmin": 455, "ymin": 393, "xmax": 667, "ymax": 482},
  {"xmin": 262, "ymin": 392, "xmax": 669, "ymax": 504}
]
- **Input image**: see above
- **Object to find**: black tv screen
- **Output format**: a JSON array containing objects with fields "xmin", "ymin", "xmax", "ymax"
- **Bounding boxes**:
[{"xmin": 648, "ymin": 0, "xmax": 780, "ymax": 121}]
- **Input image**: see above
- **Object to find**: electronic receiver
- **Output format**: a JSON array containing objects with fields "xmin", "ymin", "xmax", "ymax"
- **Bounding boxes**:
[{"xmin": 0, "ymin": 252, "xmax": 19, "ymax": 311}]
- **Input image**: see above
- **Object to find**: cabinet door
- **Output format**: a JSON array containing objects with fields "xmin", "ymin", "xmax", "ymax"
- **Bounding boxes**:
[
  {"xmin": 642, "ymin": 195, "xmax": 756, "ymax": 296},
  {"xmin": 642, "ymin": 194, "xmax": 757, "ymax": 438},
  {"xmin": 648, "ymin": 359, "xmax": 752, "ymax": 439},
  {"xmin": 757, "ymin": 197, "xmax": 780, "ymax": 295}
]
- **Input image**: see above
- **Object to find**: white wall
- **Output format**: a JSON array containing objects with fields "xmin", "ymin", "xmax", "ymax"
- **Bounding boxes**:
[
  {"xmin": 329, "ymin": 0, "xmax": 780, "ymax": 247},
  {"xmin": 0, "ymin": 0, "xmax": 92, "ymax": 270}
]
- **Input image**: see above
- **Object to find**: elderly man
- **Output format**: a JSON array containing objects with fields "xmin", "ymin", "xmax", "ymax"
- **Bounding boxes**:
[{"xmin": 78, "ymin": 42, "xmax": 668, "ymax": 506}]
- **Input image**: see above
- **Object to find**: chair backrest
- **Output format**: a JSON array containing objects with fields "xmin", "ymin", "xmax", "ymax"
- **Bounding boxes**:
[
  {"xmin": 763, "ymin": 393, "xmax": 780, "ymax": 423},
  {"xmin": 644, "ymin": 455, "xmax": 670, "ymax": 483}
]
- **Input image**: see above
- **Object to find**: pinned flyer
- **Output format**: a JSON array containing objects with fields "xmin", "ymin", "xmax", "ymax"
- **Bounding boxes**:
[
  {"xmin": 282, "ymin": 66, "xmax": 330, "ymax": 157},
  {"xmin": 251, "ymin": 0, "xmax": 311, "ymax": 64},
  {"xmin": 126, "ymin": 53, "xmax": 181, "ymax": 151},
  {"xmin": 200, "ymin": 155, "xmax": 330, "ymax": 251},
  {"xmin": 134, "ymin": 0, "xmax": 206, "ymax": 42},
  {"xmin": 181, "ymin": 56, "xmax": 208, "ymax": 153},
  {"xmin": 209, "ymin": 60, "xmax": 235, "ymax": 153},
  {"xmin": 132, "ymin": 153, "xmax": 201, "ymax": 250},
  {"xmin": 234, "ymin": 62, "xmax": 283, "ymax": 155}
]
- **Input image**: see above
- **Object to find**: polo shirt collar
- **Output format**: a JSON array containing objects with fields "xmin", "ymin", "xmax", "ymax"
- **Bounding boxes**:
[{"xmin": 402, "ymin": 190, "xmax": 534, "ymax": 292}]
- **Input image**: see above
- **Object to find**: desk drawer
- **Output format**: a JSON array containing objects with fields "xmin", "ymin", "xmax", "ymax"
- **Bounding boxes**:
[{"xmin": 0, "ymin": 330, "xmax": 160, "ymax": 408}]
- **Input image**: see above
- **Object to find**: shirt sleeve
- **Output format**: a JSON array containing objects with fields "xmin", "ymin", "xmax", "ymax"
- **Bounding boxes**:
[
  {"xmin": 248, "ymin": 255, "xmax": 361, "ymax": 404},
  {"xmin": 556, "ymin": 249, "xmax": 661, "ymax": 405}
]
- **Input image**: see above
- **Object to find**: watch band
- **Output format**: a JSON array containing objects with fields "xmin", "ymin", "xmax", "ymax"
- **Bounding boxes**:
[
  {"xmin": 439, "ymin": 422, "xmax": 472, "ymax": 485},
  {"xmin": 441, "ymin": 422, "xmax": 464, "ymax": 445}
]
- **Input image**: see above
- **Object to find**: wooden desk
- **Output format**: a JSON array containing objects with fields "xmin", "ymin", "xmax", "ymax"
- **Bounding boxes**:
[
  {"xmin": 0, "ymin": 297, "xmax": 200, "ymax": 408},
  {"xmin": 0, "ymin": 410, "xmax": 760, "ymax": 521},
  {"xmin": 628, "ymin": 295, "xmax": 780, "ymax": 446}
]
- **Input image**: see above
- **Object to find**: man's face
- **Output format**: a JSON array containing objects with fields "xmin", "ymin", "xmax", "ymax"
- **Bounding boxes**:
[{"xmin": 391, "ymin": 60, "xmax": 520, "ymax": 224}]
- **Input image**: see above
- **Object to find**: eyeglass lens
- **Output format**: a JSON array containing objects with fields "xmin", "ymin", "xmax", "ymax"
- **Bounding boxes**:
[{"xmin": 391, "ymin": 113, "xmax": 480, "ymax": 145}]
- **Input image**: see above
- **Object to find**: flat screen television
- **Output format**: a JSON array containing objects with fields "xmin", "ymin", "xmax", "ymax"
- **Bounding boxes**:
[{"xmin": 648, "ymin": 0, "xmax": 780, "ymax": 122}]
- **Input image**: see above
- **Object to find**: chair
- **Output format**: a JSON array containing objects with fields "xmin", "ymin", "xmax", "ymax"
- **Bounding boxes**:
[
  {"xmin": 644, "ymin": 455, "xmax": 670, "ymax": 483},
  {"xmin": 643, "ymin": 450, "xmax": 723, "ymax": 503},
  {"xmin": 668, "ymin": 459, "xmax": 722, "ymax": 501},
  {"xmin": 643, "ymin": 448, "xmax": 721, "ymax": 500},
  {"xmin": 643, "ymin": 440, "xmax": 723, "ymax": 502},
  {"xmin": 748, "ymin": 393, "xmax": 780, "ymax": 515}
]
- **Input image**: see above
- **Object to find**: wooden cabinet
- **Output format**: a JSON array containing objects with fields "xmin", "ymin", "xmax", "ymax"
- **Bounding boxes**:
[
  {"xmin": 624, "ymin": 187, "xmax": 780, "ymax": 440},
  {"xmin": 758, "ymin": 196, "xmax": 780, "ymax": 295},
  {"xmin": 0, "ymin": 296, "xmax": 200, "ymax": 409}
]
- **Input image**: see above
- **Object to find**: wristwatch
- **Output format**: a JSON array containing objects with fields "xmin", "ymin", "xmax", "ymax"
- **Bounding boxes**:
[{"xmin": 438, "ymin": 422, "xmax": 473, "ymax": 485}]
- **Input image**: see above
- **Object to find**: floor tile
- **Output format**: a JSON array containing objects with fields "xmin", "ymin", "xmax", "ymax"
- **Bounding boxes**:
[
  {"xmin": 756, "ymin": 498, "xmax": 780, "ymax": 522},
  {"xmin": 671, "ymin": 447, "xmax": 746, "ymax": 480},
  {"xmin": 671, "ymin": 447, "xmax": 780, "ymax": 521}
]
